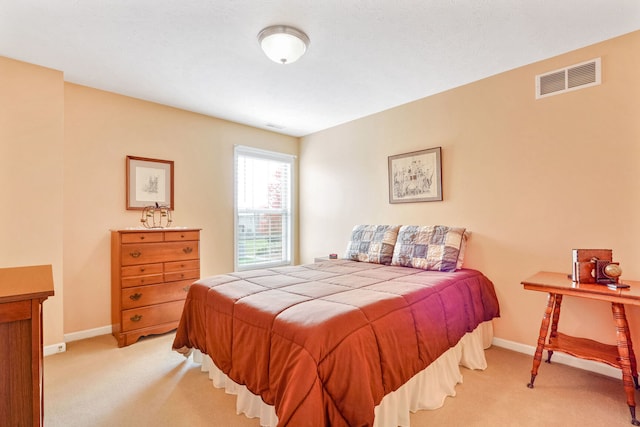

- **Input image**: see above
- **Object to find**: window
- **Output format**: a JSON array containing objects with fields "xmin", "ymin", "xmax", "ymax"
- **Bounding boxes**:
[{"xmin": 234, "ymin": 146, "xmax": 294, "ymax": 271}]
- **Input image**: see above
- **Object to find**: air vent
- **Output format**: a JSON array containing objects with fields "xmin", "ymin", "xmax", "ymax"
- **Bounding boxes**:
[{"xmin": 536, "ymin": 58, "xmax": 601, "ymax": 99}]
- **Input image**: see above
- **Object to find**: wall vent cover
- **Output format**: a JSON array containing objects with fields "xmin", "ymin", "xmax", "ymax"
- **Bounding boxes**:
[{"xmin": 536, "ymin": 58, "xmax": 601, "ymax": 99}]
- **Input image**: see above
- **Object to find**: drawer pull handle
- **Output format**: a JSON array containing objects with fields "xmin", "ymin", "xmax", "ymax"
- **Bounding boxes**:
[
  {"xmin": 130, "ymin": 314, "xmax": 143, "ymax": 322},
  {"xmin": 129, "ymin": 293, "xmax": 142, "ymax": 301},
  {"xmin": 181, "ymin": 234, "xmax": 185, "ymax": 238},
  {"xmin": 183, "ymin": 286, "xmax": 190, "ymax": 292},
  {"xmin": 183, "ymin": 247, "xmax": 193, "ymax": 254},
  {"xmin": 140, "ymin": 268, "xmax": 145, "ymax": 272},
  {"xmin": 140, "ymin": 236, "xmax": 145, "ymax": 240},
  {"xmin": 130, "ymin": 251, "xmax": 142, "ymax": 258}
]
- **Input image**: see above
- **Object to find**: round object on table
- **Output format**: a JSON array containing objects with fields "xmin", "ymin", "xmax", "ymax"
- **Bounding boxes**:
[{"xmin": 604, "ymin": 263, "xmax": 622, "ymax": 278}]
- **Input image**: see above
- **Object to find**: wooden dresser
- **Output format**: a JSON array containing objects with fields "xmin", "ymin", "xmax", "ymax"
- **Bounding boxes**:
[
  {"xmin": 0, "ymin": 264, "xmax": 54, "ymax": 427},
  {"xmin": 111, "ymin": 228, "xmax": 200, "ymax": 347}
]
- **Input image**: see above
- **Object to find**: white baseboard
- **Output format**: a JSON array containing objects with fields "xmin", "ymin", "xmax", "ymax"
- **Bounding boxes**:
[
  {"xmin": 44, "ymin": 342, "xmax": 66, "ymax": 357},
  {"xmin": 44, "ymin": 325, "xmax": 112, "ymax": 357},
  {"xmin": 492, "ymin": 336, "xmax": 621, "ymax": 379},
  {"xmin": 64, "ymin": 325, "xmax": 112, "ymax": 343}
]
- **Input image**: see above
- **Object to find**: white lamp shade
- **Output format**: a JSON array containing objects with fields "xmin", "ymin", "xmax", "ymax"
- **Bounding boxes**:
[{"xmin": 258, "ymin": 26, "xmax": 309, "ymax": 65}]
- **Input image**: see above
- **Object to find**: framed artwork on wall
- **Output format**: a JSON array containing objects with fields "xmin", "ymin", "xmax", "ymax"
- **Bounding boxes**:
[
  {"xmin": 126, "ymin": 156, "xmax": 174, "ymax": 210},
  {"xmin": 388, "ymin": 147, "xmax": 442, "ymax": 203}
]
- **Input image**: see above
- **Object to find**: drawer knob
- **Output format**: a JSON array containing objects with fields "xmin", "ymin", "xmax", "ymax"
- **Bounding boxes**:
[
  {"xmin": 130, "ymin": 250, "xmax": 142, "ymax": 258},
  {"xmin": 140, "ymin": 268, "xmax": 145, "ymax": 272},
  {"xmin": 183, "ymin": 247, "xmax": 193, "ymax": 254},
  {"xmin": 130, "ymin": 314, "xmax": 143, "ymax": 322},
  {"xmin": 129, "ymin": 293, "xmax": 142, "ymax": 301},
  {"xmin": 183, "ymin": 286, "xmax": 190, "ymax": 292},
  {"xmin": 140, "ymin": 236, "xmax": 145, "ymax": 240}
]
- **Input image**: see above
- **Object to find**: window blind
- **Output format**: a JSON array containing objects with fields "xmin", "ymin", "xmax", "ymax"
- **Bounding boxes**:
[{"xmin": 234, "ymin": 146, "xmax": 294, "ymax": 270}]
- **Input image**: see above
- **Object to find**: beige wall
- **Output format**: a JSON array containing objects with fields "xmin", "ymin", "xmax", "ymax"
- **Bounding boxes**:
[
  {"xmin": 62, "ymin": 84, "xmax": 299, "ymax": 336},
  {"xmin": 1, "ymin": 56, "xmax": 298, "ymax": 345},
  {"xmin": 299, "ymin": 31, "xmax": 640, "ymax": 348},
  {"xmin": 0, "ymin": 58, "xmax": 65, "ymax": 346},
  {"xmin": 2, "ymin": 30, "xmax": 638, "ymax": 353}
]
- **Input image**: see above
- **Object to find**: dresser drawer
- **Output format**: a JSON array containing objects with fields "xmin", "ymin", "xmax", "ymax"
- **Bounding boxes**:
[
  {"xmin": 164, "ymin": 230, "xmax": 200, "ymax": 242},
  {"xmin": 121, "ymin": 274, "xmax": 164, "ymax": 288},
  {"xmin": 121, "ymin": 300, "xmax": 185, "ymax": 332},
  {"xmin": 121, "ymin": 280, "xmax": 191, "ymax": 309},
  {"xmin": 164, "ymin": 259, "xmax": 200, "ymax": 272},
  {"xmin": 121, "ymin": 241, "xmax": 199, "ymax": 266},
  {"xmin": 121, "ymin": 263, "xmax": 163, "ymax": 278},
  {"xmin": 120, "ymin": 232, "xmax": 164, "ymax": 244},
  {"xmin": 164, "ymin": 269, "xmax": 199, "ymax": 283}
]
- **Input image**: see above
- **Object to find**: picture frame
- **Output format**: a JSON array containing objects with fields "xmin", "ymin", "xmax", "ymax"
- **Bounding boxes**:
[
  {"xmin": 126, "ymin": 156, "xmax": 174, "ymax": 210},
  {"xmin": 388, "ymin": 147, "xmax": 442, "ymax": 203}
]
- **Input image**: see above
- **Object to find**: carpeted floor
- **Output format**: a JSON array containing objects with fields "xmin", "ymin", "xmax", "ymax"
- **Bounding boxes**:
[{"xmin": 44, "ymin": 332, "xmax": 632, "ymax": 426}]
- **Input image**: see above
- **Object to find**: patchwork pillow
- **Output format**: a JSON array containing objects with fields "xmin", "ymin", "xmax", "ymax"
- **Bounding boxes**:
[
  {"xmin": 344, "ymin": 225, "xmax": 400, "ymax": 265},
  {"xmin": 391, "ymin": 225, "xmax": 467, "ymax": 272}
]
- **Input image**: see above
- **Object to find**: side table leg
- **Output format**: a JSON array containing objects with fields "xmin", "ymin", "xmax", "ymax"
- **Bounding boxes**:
[
  {"xmin": 546, "ymin": 294, "xmax": 563, "ymax": 364},
  {"xmin": 621, "ymin": 304, "xmax": 640, "ymax": 390},
  {"xmin": 611, "ymin": 302, "xmax": 640, "ymax": 426},
  {"xmin": 528, "ymin": 292, "xmax": 556, "ymax": 388}
]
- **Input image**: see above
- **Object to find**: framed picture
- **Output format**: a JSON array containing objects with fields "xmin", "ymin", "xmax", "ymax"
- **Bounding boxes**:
[
  {"xmin": 126, "ymin": 156, "xmax": 174, "ymax": 210},
  {"xmin": 388, "ymin": 147, "xmax": 442, "ymax": 203}
]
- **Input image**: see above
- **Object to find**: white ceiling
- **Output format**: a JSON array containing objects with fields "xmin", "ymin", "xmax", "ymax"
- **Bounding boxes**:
[{"xmin": 2, "ymin": 1, "xmax": 639, "ymax": 137}]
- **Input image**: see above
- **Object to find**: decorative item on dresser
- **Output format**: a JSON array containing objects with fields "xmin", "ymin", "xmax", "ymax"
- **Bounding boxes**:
[
  {"xmin": 0, "ymin": 264, "xmax": 54, "ymax": 427},
  {"xmin": 111, "ymin": 228, "xmax": 200, "ymax": 347},
  {"xmin": 140, "ymin": 203, "xmax": 173, "ymax": 229}
]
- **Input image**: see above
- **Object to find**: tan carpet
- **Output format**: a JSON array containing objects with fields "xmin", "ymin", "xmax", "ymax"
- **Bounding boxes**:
[{"xmin": 44, "ymin": 332, "xmax": 632, "ymax": 426}]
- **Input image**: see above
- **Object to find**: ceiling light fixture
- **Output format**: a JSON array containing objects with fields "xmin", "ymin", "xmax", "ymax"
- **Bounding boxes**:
[{"xmin": 258, "ymin": 25, "xmax": 310, "ymax": 65}]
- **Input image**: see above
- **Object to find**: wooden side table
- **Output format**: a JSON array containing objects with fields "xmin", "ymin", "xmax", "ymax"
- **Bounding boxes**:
[
  {"xmin": 314, "ymin": 256, "xmax": 339, "ymax": 263},
  {"xmin": 522, "ymin": 271, "xmax": 640, "ymax": 425}
]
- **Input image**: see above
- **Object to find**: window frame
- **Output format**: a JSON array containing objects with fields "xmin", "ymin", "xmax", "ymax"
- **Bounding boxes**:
[{"xmin": 233, "ymin": 145, "xmax": 295, "ymax": 271}]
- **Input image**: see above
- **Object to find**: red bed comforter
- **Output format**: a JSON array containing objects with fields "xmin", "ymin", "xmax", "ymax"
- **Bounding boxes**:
[{"xmin": 172, "ymin": 260, "xmax": 500, "ymax": 426}]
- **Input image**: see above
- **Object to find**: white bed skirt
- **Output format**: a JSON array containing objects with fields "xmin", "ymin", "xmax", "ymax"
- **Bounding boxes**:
[{"xmin": 191, "ymin": 321, "xmax": 494, "ymax": 427}]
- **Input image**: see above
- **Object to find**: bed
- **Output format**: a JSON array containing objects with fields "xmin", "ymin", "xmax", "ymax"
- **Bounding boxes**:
[{"xmin": 172, "ymin": 225, "xmax": 500, "ymax": 426}]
